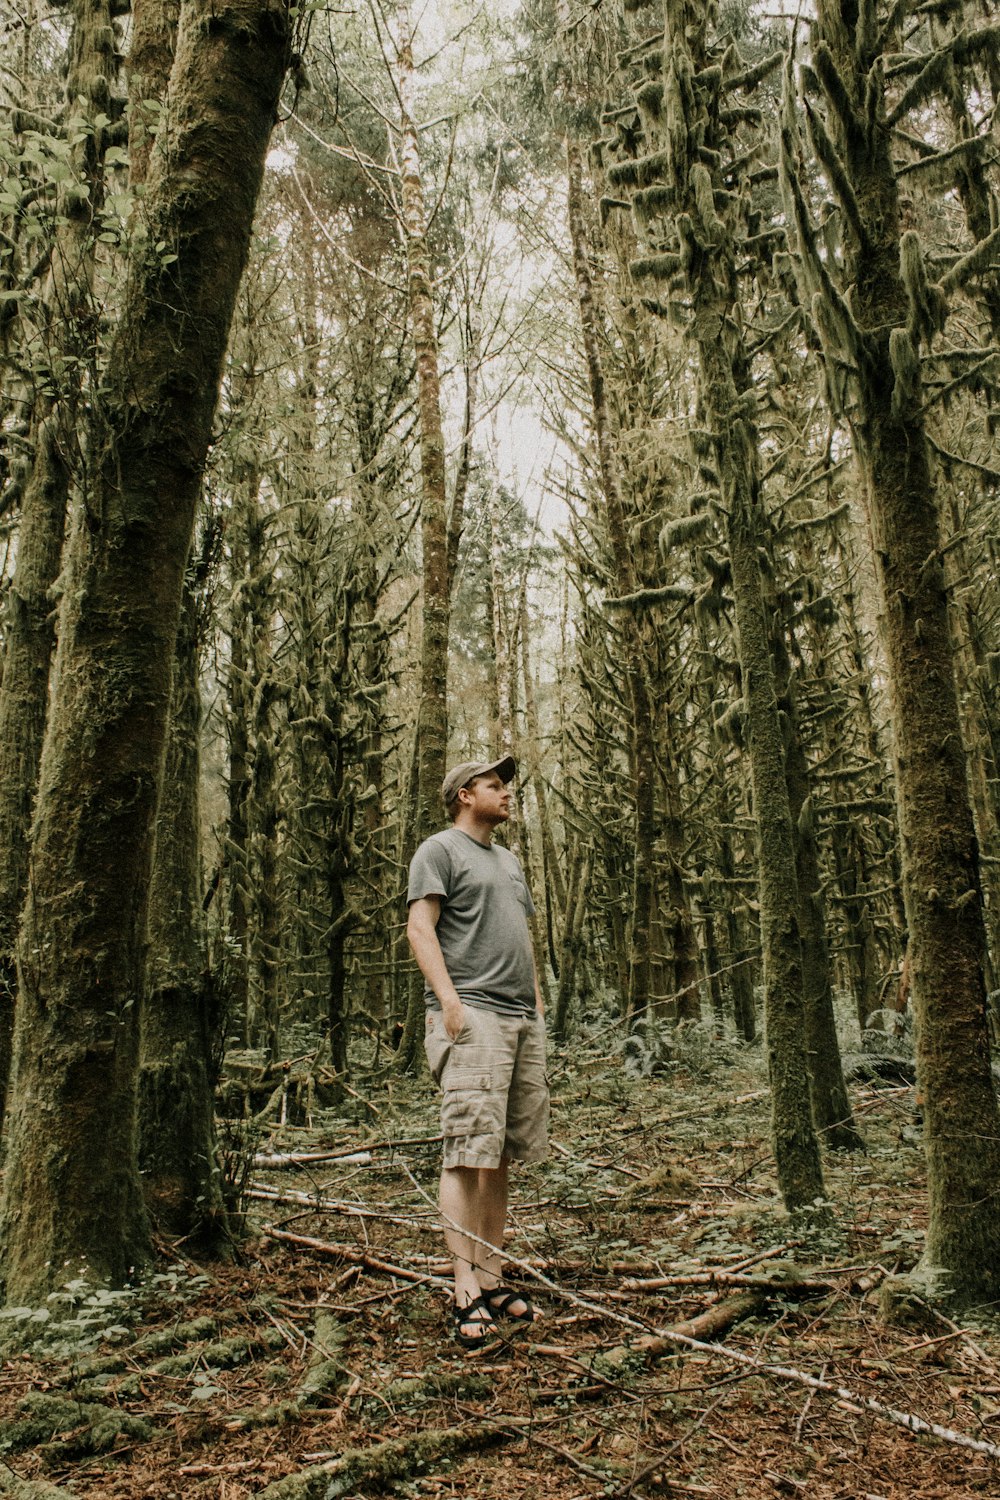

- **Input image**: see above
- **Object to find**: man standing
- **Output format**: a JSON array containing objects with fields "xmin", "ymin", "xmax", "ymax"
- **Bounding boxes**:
[{"xmin": 407, "ymin": 755, "xmax": 549, "ymax": 1350}]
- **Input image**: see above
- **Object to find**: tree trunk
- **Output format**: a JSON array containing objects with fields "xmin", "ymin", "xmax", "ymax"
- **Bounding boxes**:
[
  {"xmin": 565, "ymin": 140, "xmax": 666, "ymax": 1022},
  {"xmin": 774, "ymin": 615, "xmax": 862, "ymax": 1149},
  {"xmin": 719, "ymin": 404, "xmax": 825, "ymax": 1208},
  {"xmin": 139, "ymin": 573, "xmax": 228, "ymax": 1249},
  {"xmin": 129, "ymin": 0, "xmax": 228, "ymax": 1252},
  {"xmin": 554, "ymin": 845, "xmax": 591, "ymax": 1043},
  {"xmin": 394, "ymin": 0, "xmax": 452, "ymax": 1070},
  {"xmin": 0, "ymin": 0, "xmax": 289, "ymax": 1303},
  {"xmin": 788, "ymin": 0, "xmax": 1000, "ymax": 1296},
  {"xmin": 0, "ymin": 0, "xmax": 115, "ymax": 1120}
]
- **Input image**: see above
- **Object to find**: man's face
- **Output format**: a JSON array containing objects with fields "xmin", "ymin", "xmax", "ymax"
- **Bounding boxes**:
[{"xmin": 461, "ymin": 771, "xmax": 511, "ymax": 824}]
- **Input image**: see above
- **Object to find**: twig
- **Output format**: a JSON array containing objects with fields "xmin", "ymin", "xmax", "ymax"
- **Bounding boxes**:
[
  {"xmin": 262, "ymin": 1226, "xmax": 451, "ymax": 1287},
  {"xmin": 254, "ymin": 1131, "xmax": 442, "ymax": 1169},
  {"xmin": 251, "ymin": 1184, "xmax": 438, "ymax": 1231},
  {"xmin": 178, "ymin": 1460, "xmax": 259, "ymax": 1477},
  {"xmin": 724, "ymin": 1240, "xmax": 803, "ymax": 1272},
  {"xmin": 794, "ymin": 1363, "xmax": 825, "ymax": 1442}
]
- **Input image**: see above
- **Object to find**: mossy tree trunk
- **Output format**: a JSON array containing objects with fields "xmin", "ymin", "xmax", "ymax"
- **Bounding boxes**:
[
  {"xmin": 127, "ymin": 0, "xmax": 228, "ymax": 1253},
  {"xmin": 766, "ymin": 583, "xmax": 861, "ymax": 1147},
  {"xmin": 608, "ymin": 0, "xmax": 825, "ymax": 1209},
  {"xmin": 394, "ymin": 0, "xmax": 456, "ymax": 1069},
  {"xmin": 783, "ymin": 0, "xmax": 1000, "ymax": 1295},
  {"xmin": 139, "ymin": 567, "xmax": 228, "ymax": 1249},
  {"xmin": 0, "ymin": 0, "xmax": 289, "ymax": 1303},
  {"xmin": 565, "ymin": 140, "xmax": 664, "ymax": 1022},
  {"xmin": 718, "ymin": 397, "xmax": 826, "ymax": 1208},
  {"xmin": 0, "ymin": 0, "xmax": 116, "ymax": 1122}
]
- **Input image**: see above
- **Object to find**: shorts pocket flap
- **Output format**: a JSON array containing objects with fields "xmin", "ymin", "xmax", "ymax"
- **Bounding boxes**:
[{"xmin": 445, "ymin": 1068, "xmax": 492, "ymax": 1092}]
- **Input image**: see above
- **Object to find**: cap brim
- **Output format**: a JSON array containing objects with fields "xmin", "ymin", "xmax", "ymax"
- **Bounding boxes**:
[{"xmin": 490, "ymin": 754, "xmax": 516, "ymax": 784}]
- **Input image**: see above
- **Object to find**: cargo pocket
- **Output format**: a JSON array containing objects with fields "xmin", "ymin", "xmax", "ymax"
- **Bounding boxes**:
[
  {"xmin": 424, "ymin": 1013, "xmax": 451, "ymax": 1086},
  {"xmin": 442, "ymin": 1067, "xmax": 495, "ymax": 1137}
]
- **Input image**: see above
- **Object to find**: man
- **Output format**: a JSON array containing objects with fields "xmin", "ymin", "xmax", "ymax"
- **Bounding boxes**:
[{"xmin": 407, "ymin": 755, "xmax": 549, "ymax": 1350}]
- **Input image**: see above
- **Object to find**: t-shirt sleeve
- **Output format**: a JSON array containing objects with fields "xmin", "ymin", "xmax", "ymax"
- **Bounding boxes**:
[{"xmin": 407, "ymin": 838, "xmax": 452, "ymax": 905}]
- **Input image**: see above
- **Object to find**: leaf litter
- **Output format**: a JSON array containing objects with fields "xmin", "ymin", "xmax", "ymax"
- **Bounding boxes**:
[{"xmin": 0, "ymin": 1041, "xmax": 997, "ymax": 1499}]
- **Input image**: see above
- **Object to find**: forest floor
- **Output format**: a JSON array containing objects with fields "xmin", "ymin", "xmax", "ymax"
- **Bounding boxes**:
[{"xmin": 1, "ymin": 1024, "xmax": 999, "ymax": 1500}]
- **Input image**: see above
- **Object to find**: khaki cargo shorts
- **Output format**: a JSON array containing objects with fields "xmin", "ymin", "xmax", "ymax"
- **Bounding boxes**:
[{"xmin": 424, "ymin": 1005, "xmax": 549, "ymax": 1170}]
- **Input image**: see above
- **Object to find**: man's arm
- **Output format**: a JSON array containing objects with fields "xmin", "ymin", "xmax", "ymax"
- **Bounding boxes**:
[{"xmin": 406, "ymin": 896, "xmax": 466, "ymax": 1040}]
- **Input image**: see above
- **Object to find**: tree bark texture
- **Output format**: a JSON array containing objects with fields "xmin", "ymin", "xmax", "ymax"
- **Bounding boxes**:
[
  {"xmin": 565, "ymin": 140, "xmax": 665, "ymax": 1022},
  {"xmin": 139, "ymin": 575, "xmax": 228, "ymax": 1249},
  {"xmin": 0, "ymin": 0, "xmax": 116, "ymax": 1120},
  {"xmin": 607, "ymin": 0, "xmax": 825, "ymax": 1208},
  {"xmin": 0, "ymin": 0, "xmax": 289, "ymax": 1302},
  {"xmin": 789, "ymin": 0, "xmax": 1000, "ymax": 1295}
]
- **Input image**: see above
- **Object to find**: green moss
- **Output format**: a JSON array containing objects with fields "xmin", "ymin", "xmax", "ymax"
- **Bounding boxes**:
[
  {"xmin": 257, "ymin": 1422, "xmax": 513, "ymax": 1499},
  {"xmin": 0, "ymin": 1393, "xmax": 151, "ymax": 1461}
]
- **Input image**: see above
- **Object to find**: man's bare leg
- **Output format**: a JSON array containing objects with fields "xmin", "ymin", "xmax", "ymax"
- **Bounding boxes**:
[
  {"xmin": 474, "ymin": 1159, "xmax": 508, "ymax": 1288},
  {"xmin": 476, "ymin": 1159, "xmax": 532, "ymax": 1321},
  {"xmin": 440, "ymin": 1161, "xmax": 532, "ymax": 1329},
  {"xmin": 439, "ymin": 1165, "xmax": 496, "ymax": 1339}
]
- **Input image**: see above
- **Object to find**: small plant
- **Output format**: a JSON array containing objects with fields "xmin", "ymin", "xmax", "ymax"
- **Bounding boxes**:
[{"xmin": 0, "ymin": 1273, "xmax": 138, "ymax": 1356}]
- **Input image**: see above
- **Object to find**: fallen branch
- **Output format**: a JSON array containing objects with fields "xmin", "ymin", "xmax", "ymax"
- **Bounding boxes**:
[
  {"xmin": 255, "ymin": 1151, "xmax": 373, "ymax": 1169},
  {"xmin": 254, "ymin": 1133, "xmax": 442, "ymax": 1170},
  {"xmin": 256, "ymin": 1419, "xmax": 521, "ymax": 1499},
  {"xmin": 252, "ymin": 1184, "xmax": 437, "ymax": 1232},
  {"xmin": 621, "ymin": 1268, "xmax": 836, "ymax": 1293},
  {"xmin": 668, "ymin": 1292, "xmax": 768, "ymax": 1343},
  {"xmin": 262, "ymin": 1226, "xmax": 451, "ymax": 1287}
]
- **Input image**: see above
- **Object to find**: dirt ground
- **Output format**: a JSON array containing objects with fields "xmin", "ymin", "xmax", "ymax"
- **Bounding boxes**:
[{"xmin": 1, "ymin": 1033, "xmax": 998, "ymax": 1499}]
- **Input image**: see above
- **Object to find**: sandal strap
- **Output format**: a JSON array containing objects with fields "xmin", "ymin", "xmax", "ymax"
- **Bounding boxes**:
[
  {"xmin": 451, "ymin": 1295, "xmax": 499, "ymax": 1348},
  {"xmin": 452, "ymin": 1294, "xmax": 494, "ymax": 1327},
  {"xmin": 483, "ymin": 1284, "xmax": 535, "ymax": 1320}
]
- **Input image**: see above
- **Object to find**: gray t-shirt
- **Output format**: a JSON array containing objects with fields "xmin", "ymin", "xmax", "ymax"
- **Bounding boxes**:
[{"xmin": 407, "ymin": 826, "xmax": 537, "ymax": 1016}]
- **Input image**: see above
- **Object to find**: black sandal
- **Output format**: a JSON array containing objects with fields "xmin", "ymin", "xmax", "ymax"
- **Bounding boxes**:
[
  {"xmin": 451, "ymin": 1295, "xmax": 500, "ymax": 1351},
  {"xmin": 481, "ymin": 1283, "xmax": 536, "ymax": 1327}
]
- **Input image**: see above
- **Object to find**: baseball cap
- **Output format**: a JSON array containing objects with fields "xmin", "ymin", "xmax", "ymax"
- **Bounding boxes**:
[{"xmin": 441, "ymin": 755, "xmax": 516, "ymax": 808}]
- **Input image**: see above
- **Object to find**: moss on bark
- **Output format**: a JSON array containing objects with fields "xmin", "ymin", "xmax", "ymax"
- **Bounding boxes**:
[
  {"xmin": 139, "ymin": 578, "xmax": 228, "ymax": 1250},
  {"xmin": 794, "ymin": 0, "xmax": 1000, "ymax": 1300},
  {"xmin": 0, "ymin": 0, "xmax": 116, "ymax": 1119},
  {"xmin": 258, "ymin": 1422, "xmax": 514, "ymax": 1500},
  {"xmin": 0, "ymin": 0, "xmax": 290, "ymax": 1305}
]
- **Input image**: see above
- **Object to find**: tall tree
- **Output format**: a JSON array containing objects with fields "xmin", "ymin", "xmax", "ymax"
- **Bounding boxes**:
[
  {"xmin": 0, "ymin": 0, "xmax": 290, "ymax": 1302},
  {"xmin": 0, "ymin": 0, "xmax": 117, "ymax": 1119},
  {"xmin": 781, "ymin": 1, "xmax": 1000, "ymax": 1295},
  {"xmin": 606, "ymin": 0, "xmax": 830, "ymax": 1205},
  {"xmin": 133, "ymin": 0, "xmax": 229, "ymax": 1246}
]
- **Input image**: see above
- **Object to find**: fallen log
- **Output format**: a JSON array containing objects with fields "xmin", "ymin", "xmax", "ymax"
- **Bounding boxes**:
[
  {"xmin": 256, "ymin": 1419, "xmax": 521, "ymax": 1499},
  {"xmin": 0, "ymin": 1394, "xmax": 152, "ymax": 1464}
]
